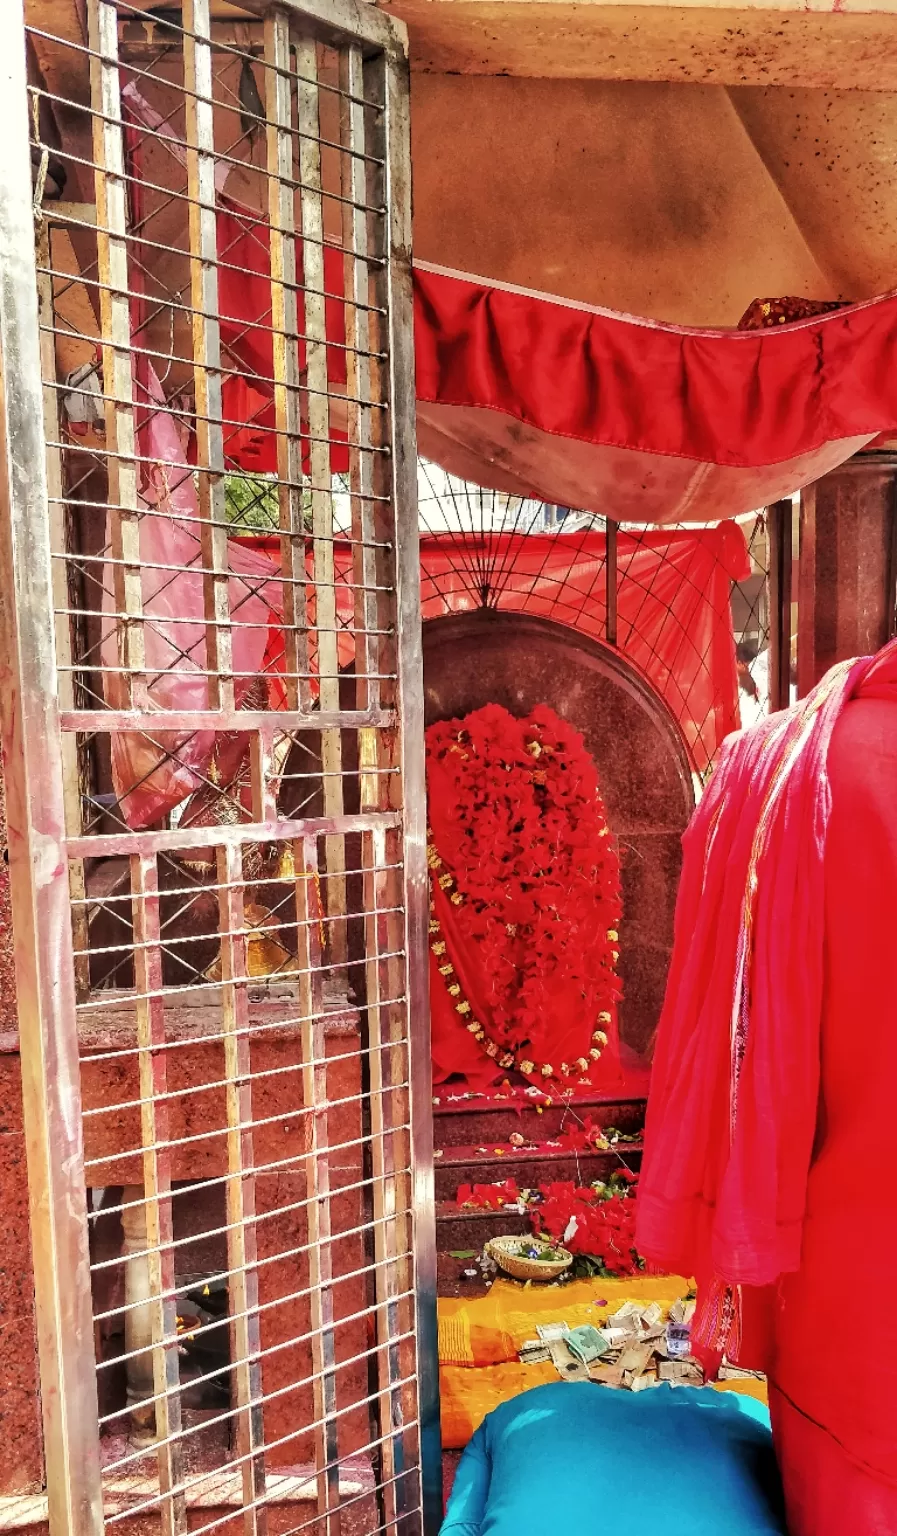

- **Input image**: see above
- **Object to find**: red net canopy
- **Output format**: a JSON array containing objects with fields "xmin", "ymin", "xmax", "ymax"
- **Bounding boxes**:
[
  {"xmin": 201, "ymin": 198, "xmax": 751, "ymax": 772},
  {"xmin": 418, "ymin": 525, "xmax": 748, "ymax": 772},
  {"xmin": 237, "ymin": 524, "xmax": 748, "ymax": 774}
]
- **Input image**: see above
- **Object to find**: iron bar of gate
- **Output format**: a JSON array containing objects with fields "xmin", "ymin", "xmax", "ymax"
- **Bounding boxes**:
[
  {"xmin": 74, "ymin": 1010, "xmax": 409, "ymax": 1066},
  {"xmin": 297, "ymin": 830, "xmax": 341, "ymax": 1527},
  {"xmin": 767, "ymin": 498, "xmax": 793, "ymax": 713},
  {"xmin": 176, "ymin": 26, "xmax": 270, "ymax": 1511},
  {"xmin": 90, "ymin": 0, "xmax": 146, "ymax": 711},
  {"xmin": 240, "ymin": 0, "xmax": 401, "ymax": 51},
  {"xmin": 129, "ymin": 853, "xmax": 187, "ymax": 1536},
  {"xmin": 217, "ymin": 840, "xmax": 268, "ymax": 1536},
  {"xmin": 295, "ymin": 34, "xmax": 349, "ymax": 976},
  {"xmin": 61, "ymin": 708, "xmax": 395, "ymax": 731},
  {"xmin": 265, "ymin": 9, "xmax": 311, "ymax": 718},
  {"xmin": 35, "ymin": 222, "xmax": 91, "ymax": 998},
  {"xmin": 9, "ymin": 3, "xmax": 437, "ymax": 1535},
  {"xmin": 66, "ymin": 809, "xmax": 398, "ymax": 860},
  {"xmin": 183, "ymin": 0, "xmax": 235, "ymax": 716},
  {"xmin": 378, "ymin": 37, "xmax": 442, "ymax": 1536},
  {"xmin": 341, "ymin": 43, "xmax": 380, "ymax": 716},
  {"xmin": 605, "ymin": 516, "xmax": 618, "ymax": 647},
  {"xmin": 0, "ymin": 6, "xmax": 104, "ymax": 1536}
]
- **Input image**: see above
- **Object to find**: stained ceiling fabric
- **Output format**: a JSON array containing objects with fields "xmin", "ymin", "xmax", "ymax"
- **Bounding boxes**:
[{"xmin": 413, "ymin": 264, "xmax": 897, "ymax": 524}]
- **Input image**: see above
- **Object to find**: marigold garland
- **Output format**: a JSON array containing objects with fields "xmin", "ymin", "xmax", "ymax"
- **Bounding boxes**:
[{"xmin": 426, "ymin": 703, "xmax": 621, "ymax": 1083}]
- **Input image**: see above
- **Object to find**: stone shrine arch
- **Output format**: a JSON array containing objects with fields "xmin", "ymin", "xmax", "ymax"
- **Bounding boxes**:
[{"xmin": 422, "ymin": 610, "xmax": 696, "ymax": 1064}]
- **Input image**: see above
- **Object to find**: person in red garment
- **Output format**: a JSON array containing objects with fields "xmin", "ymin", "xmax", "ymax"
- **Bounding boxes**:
[{"xmin": 636, "ymin": 636, "xmax": 897, "ymax": 1535}]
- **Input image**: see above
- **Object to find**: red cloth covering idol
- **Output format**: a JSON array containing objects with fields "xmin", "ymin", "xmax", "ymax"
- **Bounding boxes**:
[
  {"xmin": 636, "ymin": 638, "xmax": 897, "ymax": 1531},
  {"xmin": 425, "ymin": 703, "xmax": 623, "ymax": 1094}
]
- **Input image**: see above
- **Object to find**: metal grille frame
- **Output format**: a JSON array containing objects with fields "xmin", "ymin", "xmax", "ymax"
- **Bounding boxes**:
[{"xmin": 0, "ymin": 3, "xmax": 438, "ymax": 1535}]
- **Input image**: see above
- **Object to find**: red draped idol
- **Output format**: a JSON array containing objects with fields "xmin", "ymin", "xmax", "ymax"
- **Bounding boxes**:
[
  {"xmin": 636, "ymin": 639, "xmax": 897, "ymax": 1533},
  {"xmin": 426, "ymin": 704, "xmax": 623, "ymax": 1094}
]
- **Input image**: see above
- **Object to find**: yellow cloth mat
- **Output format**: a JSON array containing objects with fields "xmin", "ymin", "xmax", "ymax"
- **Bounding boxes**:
[
  {"xmin": 711, "ymin": 1379, "xmax": 769, "ymax": 1405},
  {"xmin": 439, "ymin": 1274, "xmax": 689, "ymax": 1367},
  {"xmin": 438, "ymin": 1275, "xmax": 768, "ymax": 1447},
  {"xmin": 441, "ymin": 1361, "xmax": 558, "ymax": 1447}
]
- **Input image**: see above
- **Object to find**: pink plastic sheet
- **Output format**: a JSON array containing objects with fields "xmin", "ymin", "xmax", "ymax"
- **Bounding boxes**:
[{"xmin": 101, "ymin": 368, "xmax": 281, "ymax": 828}]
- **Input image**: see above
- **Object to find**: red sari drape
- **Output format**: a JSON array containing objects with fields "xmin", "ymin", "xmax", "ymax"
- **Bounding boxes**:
[
  {"xmin": 636, "ymin": 638, "xmax": 897, "ymax": 1521},
  {"xmin": 768, "ymin": 669, "xmax": 897, "ymax": 1522}
]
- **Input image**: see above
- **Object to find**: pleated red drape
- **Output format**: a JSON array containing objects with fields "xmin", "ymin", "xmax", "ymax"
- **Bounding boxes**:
[
  {"xmin": 413, "ymin": 264, "xmax": 897, "ymax": 523},
  {"xmin": 212, "ymin": 195, "xmax": 897, "ymax": 525}
]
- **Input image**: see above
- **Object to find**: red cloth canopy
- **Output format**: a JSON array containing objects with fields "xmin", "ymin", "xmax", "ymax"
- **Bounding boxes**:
[
  {"xmin": 122, "ymin": 90, "xmax": 897, "ymax": 524},
  {"xmin": 212, "ymin": 189, "xmax": 897, "ymax": 523},
  {"xmin": 414, "ymin": 264, "xmax": 897, "ymax": 524}
]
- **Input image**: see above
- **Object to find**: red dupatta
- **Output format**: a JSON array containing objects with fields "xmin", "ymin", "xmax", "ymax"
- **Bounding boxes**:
[{"xmin": 636, "ymin": 637, "xmax": 897, "ymax": 1365}]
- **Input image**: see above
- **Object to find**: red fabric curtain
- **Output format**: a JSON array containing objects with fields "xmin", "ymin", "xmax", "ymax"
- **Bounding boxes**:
[
  {"xmin": 213, "ymin": 199, "xmax": 897, "ymax": 523},
  {"xmin": 217, "ymin": 197, "xmax": 350, "ymax": 475},
  {"xmin": 414, "ymin": 264, "xmax": 897, "ymax": 523}
]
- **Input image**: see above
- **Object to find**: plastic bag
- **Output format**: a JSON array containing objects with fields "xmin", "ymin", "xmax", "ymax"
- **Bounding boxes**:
[{"xmin": 101, "ymin": 366, "xmax": 282, "ymax": 828}]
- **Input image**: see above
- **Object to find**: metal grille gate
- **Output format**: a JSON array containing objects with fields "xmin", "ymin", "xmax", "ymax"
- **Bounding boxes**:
[{"xmin": 0, "ymin": 3, "xmax": 437, "ymax": 1535}]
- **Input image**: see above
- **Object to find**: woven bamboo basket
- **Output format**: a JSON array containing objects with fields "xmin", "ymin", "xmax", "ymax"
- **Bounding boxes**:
[{"xmin": 486, "ymin": 1235, "xmax": 573, "ymax": 1281}]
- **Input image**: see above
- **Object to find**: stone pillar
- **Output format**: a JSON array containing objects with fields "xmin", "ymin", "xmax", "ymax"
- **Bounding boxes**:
[
  {"xmin": 121, "ymin": 1187, "xmax": 157, "ymax": 1446},
  {"xmin": 798, "ymin": 452, "xmax": 897, "ymax": 696}
]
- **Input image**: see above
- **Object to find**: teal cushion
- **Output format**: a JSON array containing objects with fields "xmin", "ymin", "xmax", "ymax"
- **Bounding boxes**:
[{"xmin": 441, "ymin": 1382, "xmax": 787, "ymax": 1536}]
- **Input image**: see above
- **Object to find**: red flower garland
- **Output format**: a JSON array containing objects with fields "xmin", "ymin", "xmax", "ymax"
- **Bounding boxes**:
[{"xmin": 426, "ymin": 703, "xmax": 621, "ymax": 1081}]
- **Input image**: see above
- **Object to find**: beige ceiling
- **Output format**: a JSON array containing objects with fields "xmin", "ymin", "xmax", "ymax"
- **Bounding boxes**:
[
  {"xmin": 409, "ymin": 75, "xmax": 838, "ymax": 326},
  {"xmin": 729, "ymin": 87, "xmax": 897, "ymax": 303},
  {"xmin": 387, "ymin": 0, "xmax": 897, "ymax": 324},
  {"xmin": 407, "ymin": 73, "xmax": 897, "ymax": 324},
  {"xmin": 378, "ymin": 0, "xmax": 897, "ymax": 91}
]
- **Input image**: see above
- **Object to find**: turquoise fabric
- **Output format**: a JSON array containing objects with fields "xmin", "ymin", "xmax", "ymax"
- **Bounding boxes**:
[{"xmin": 441, "ymin": 1382, "xmax": 787, "ymax": 1536}]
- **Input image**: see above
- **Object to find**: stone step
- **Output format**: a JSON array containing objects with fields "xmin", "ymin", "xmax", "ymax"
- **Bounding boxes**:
[
  {"xmin": 434, "ymin": 1139, "xmax": 643, "ymax": 1202},
  {"xmin": 0, "ymin": 1459, "xmax": 377, "ymax": 1534},
  {"xmin": 433, "ymin": 1092, "xmax": 646, "ymax": 1150},
  {"xmin": 436, "ymin": 1200, "xmax": 531, "ymax": 1256}
]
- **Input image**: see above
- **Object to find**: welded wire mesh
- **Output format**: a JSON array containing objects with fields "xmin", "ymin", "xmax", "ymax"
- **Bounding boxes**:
[{"xmin": 13, "ymin": 3, "xmax": 433, "ymax": 1534}]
